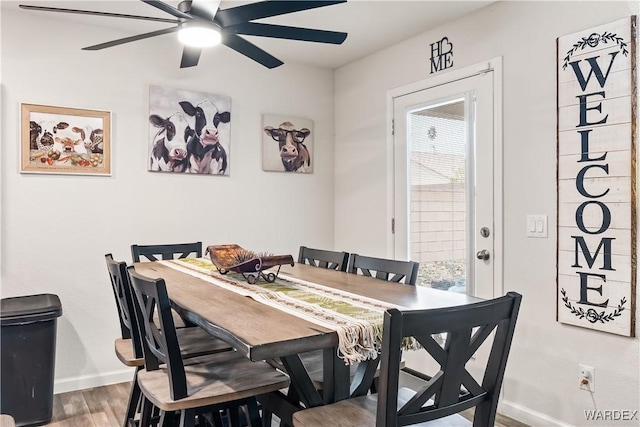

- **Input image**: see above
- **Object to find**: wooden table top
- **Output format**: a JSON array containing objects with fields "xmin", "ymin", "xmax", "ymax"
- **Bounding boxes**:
[{"xmin": 132, "ymin": 262, "xmax": 480, "ymax": 361}]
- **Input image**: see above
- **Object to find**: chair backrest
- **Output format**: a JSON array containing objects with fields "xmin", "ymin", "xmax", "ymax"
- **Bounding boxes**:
[
  {"xmin": 131, "ymin": 242, "xmax": 203, "ymax": 262},
  {"xmin": 375, "ymin": 292, "xmax": 522, "ymax": 427},
  {"xmin": 127, "ymin": 265, "xmax": 188, "ymax": 400},
  {"xmin": 348, "ymin": 253, "xmax": 419, "ymax": 285},
  {"xmin": 298, "ymin": 246, "xmax": 349, "ymax": 272},
  {"xmin": 105, "ymin": 254, "xmax": 143, "ymax": 359}
]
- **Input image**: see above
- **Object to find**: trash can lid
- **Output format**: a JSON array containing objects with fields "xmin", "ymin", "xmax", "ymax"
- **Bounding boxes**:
[{"xmin": 1, "ymin": 293, "xmax": 62, "ymax": 325}]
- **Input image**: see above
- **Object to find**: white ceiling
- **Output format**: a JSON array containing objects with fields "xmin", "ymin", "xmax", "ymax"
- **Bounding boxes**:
[{"xmin": 5, "ymin": 0, "xmax": 495, "ymax": 69}]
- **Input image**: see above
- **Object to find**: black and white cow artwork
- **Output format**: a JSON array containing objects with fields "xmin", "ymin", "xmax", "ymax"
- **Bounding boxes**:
[
  {"xmin": 179, "ymin": 100, "xmax": 231, "ymax": 174},
  {"xmin": 149, "ymin": 112, "xmax": 192, "ymax": 172},
  {"xmin": 264, "ymin": 121, "xmax": 311, "ymax": 172},
  {"xmin": 29, "ymin": 121, "xmax": 42, "ymax": 150},
  {"xmin": 32, "ymin": 120, "xmax": 74, "ymax": 152},
  {"xmin": 148, "ymin": 86, "xmax": 232, "ymax": 175},
  {"xmin": 72, "ymin": 125, "xmax": 104, "ymax": 154}
]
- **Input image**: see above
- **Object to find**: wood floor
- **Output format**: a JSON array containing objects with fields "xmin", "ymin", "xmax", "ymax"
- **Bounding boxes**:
[
  {"xmin": 46, "ymin": 382, "xmax": 529, "ymax": 427},
  {"xmin": 48, "ymin": 382, "xmax": 132, "ymax": 427}
]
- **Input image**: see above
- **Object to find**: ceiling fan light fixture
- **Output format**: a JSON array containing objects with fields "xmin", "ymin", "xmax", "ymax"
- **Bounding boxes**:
[
  {"xmin": 178, "ymin": 24, "xmax": 221, "ymax": 48},
  {"xmin": 21, "ymin": 0, "xmax": 348, "ymax": 69}
]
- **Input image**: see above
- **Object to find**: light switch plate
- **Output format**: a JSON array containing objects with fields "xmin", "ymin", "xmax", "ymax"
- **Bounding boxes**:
[{"xmin": 527, "ymin": 215, "xmax": 548, "ymax": 238}]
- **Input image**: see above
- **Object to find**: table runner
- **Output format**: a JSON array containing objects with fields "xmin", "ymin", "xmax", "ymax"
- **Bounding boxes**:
[{"xmin": 159, "ymin": 258, "xmax": 418, "ymax": 364}]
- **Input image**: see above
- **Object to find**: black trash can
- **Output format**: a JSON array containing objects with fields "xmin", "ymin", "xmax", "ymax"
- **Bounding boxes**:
[{"xmin": 1, "ymin": 294, "xmax": 62, "ymax": 426}]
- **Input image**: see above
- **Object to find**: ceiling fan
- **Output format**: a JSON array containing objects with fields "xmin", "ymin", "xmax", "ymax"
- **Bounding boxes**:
[{"xmin": 19, "ymin": 0, "xmax": 348, "ymax": 69}]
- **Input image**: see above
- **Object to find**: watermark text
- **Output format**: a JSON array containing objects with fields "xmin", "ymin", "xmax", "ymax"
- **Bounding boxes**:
[{"xmin": 584, "ymin": 410, "xmax": 638, "ymax": 421}]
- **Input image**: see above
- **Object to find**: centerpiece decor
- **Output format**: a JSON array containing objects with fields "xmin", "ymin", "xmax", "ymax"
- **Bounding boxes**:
[{"xmin": 206, "ymin": 244, "xmax": 294, "ymax": 284}]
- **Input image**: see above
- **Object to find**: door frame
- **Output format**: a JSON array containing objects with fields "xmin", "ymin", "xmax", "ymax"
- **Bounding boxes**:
[{"xmin": 385, "ymin": 58, "xmax": 504, "ymax": 297}]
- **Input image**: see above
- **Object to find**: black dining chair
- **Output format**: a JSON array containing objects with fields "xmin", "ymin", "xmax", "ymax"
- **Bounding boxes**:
[
  {"xmin": 131, "ymin": 242, "xmax": 204, "ymax": 327},
  {"xmin": 127, "ymin": 265, "xmax": 290, "ymax": 427},
  {"xmin": 267, "ymin": 246, "xmax": 349, "ymax": 398},
  {"xmin": 347, "ymin": 254, "xmax": 419, "ymax": 393},
  {"xmin": 131, "ymin": 242, "xmax": 203, "ymax": 262},
  {"xmin": 105, "ymin": 254, "xmax": 232, "ymax": 427},
  {"xmin": 293, "ymin": 292, "xmax": 522, "ymax": 427},
  {"xmin": 292, "ymin": 244, "xmax": 353, "ymax": 390},
  {"xmin": 298, "ymin": 246, "xmax": 349, "ymax": 272},
  {"xmin": 348, "ymin": 253, "xmax": 419, "ymax": 286},
  {"xmin": 350, "ymin": 254, "xmax": 419, "ymax": 386},
  {"xmin": 281, "ymin": 252, "xmax": 417, "ymax": 404}
]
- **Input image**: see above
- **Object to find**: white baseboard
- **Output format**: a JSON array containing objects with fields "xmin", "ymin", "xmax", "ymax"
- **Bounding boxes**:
[
  {"xmin": 501, "ymin": 399, "xmax": 574, "ymax": 427},
  {"xmin": 53, "ymin": 368, "xmax": 135, "ymax": 394}
]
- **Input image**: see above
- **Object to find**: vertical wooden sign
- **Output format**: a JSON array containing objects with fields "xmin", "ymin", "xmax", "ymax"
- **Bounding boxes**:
[{"xmin": 557, "ymin": 17, "xmax": 637, "ymax": 336}]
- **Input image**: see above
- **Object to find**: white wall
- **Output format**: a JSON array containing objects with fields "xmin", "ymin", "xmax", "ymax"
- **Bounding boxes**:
[
  {"xmin": 3, "ymin": 2, "xmax": 639, "ymax": 424},
  {"xmin": 0, "ymin": 7, "xmax": 336, "ymax": 392},
  {"xmin": 334, "ymin": 1, "xmax": 639, "ymax": 426}
]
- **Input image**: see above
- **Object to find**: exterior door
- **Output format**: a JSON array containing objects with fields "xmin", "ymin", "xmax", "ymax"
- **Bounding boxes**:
[{"xmin": 393, "ymin": 67, "xmax": 497, "ymax": 299}]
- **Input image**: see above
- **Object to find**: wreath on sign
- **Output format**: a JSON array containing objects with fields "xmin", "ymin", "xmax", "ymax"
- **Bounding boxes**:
[
  {"xmin": 561, "ymin": 31, "xmax": 629, "ymax": 70},
  {"xmin": 560, "ymin": 288, "xmax": 626, "ymax": 323}
]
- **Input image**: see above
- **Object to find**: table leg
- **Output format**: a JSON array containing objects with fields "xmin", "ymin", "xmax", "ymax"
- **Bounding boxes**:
[
  {"xmin": 322, "ymin": 347, "xmax": 350, "ymax": 404},
  {"xmin": 349, "ymin": 357, "xmax": 380, "ymax": 397},
  {"xmin": 280, "ymin": 355, "xmax": 323, "ymax": 408}
]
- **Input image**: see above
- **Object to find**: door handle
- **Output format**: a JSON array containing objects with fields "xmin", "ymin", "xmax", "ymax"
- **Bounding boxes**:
[{"xmin": 476, "ymin": 249, "xmax": 490, "ymax": 261}]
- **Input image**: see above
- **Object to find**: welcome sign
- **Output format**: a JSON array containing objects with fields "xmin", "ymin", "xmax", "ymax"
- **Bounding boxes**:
[{"xmin": 557, "ymin": 17, "xmax": 637, "ymax": 337}]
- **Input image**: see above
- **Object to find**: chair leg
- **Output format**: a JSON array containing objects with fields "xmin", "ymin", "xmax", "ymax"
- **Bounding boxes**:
[
  {"xmin": 158, "ymin": 410, "xmax": 174, "ymax": 427},
  {"xmin": 245, "ymin": 398, "xmax": 262, "ymax": 427},
  {"xmin": 261, "ymin": 406, "xmax": 272, "ymax": 427},
  {"xmin": 370, "ymin": 377, "xmax": 379, "ymax": 394},
  {"xmin": 125, "ymin": 368, "xmax": 143, "ymax": 427},
  {"xmin": 198, "ymin": 412, "xmax": 223, "ymax": 427},
  {"xmin": 179, "ymin": 409, "xmax": 197, "ymax": 427},
  {"xmin": 228, "ymin": 405, "xmax": 241, "ymax": 427},
  {"xmin": 139, "ymin": 397, "xmax": 154, "ymax": 427},
  {"xmin": 210, "ymin": 411, "xmax": 225, "ymax": 427}
]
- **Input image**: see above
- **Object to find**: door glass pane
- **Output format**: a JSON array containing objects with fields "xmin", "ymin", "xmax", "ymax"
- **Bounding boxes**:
[{"xmin": 408, "ymin": 98, "xmax": 467, "ymax": 293}]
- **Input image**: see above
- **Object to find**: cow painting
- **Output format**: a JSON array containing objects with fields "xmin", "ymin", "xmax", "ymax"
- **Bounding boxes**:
[
  {"xmin": 72, "ymin": 125, "xmax": 104, "ymax": 154},
  {"xmin": 29, "ymin": 121, "xmax": 42, "ymax": 150},
  {"xmin": 262, "ymin": 115, "xmax": 313, "ymax": 173},
  {"xmin": 22, "ymin": 105, "xmax": 110, "ymax": 175},
  {"xmin": 32, "ymin": 120, "xmax": 73, "ymax": 151},
  {"xmin": 148, "ymin": 85, "xmax": 231, "ymax": 175},
  {"xmin": 179, "ymin": 100, "xmax": 231, "ymax": 174},
  {"xmin": 55, "ymin": 136, "xmax": 83, "ymax": 153},
  {"xmin": 149, "ymin": 112, "xmax": 192, "ymax": 172}
]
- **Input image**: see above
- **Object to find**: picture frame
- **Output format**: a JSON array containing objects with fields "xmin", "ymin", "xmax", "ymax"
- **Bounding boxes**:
[
  {"xmin": 262, "ymin": 114, "xmax": 314, "ymax": 173},
  {"xmin": 148, "ymin": 85, "xmax": 231, "ymax": 175},
  {"xmin": 21, "ymin": 103, "xmax": 111, "ymax": 175}
]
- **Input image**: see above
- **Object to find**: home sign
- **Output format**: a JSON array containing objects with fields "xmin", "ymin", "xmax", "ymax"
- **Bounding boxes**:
[
  {"xmin": 430, "ymin": 36, "xmax": 453, "ymax": 74},
  {"xmin": 557, "ymin": 16, "xmax": 637, "ymax": 337}
]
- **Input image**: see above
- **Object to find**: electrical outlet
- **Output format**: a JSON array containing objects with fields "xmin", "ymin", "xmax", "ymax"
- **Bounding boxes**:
[{"xmin": 579, "ymin": 364, "xmax": 595, "ymax": 392}]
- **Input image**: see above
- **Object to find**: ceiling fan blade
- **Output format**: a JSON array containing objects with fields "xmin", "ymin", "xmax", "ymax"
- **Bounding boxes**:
[
  {"xmin": 180, "ymin": 46, "xmax": 202, "ymax": 68},
  {"xmin": 19, "ymin": 4, "xmax": 180, "ymax": 24},
  {"xmin": 228, "ymin": 22, "xmax": 347, "ymax": 44},
  {"xmin": 216, "ymin": 1, "xmax": 346, "ymax": 27},
  {"xmin": 189, "ymin": 0, "xmax": 221, "ymax": 21},
  {"xmin": 222, "ymin": 33, "xmax": 283, "ymax": 69},
  {"xmin": 82, "ymin": 26, "xmax": 179, "ymax": 50},
  {"xmin": 141, "ymin": 0, "xmax": 193, "ymax": 20}
]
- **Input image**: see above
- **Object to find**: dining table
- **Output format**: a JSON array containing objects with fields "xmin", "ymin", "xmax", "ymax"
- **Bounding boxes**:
[{"xmin": 132, "ymin": 259, "xmax": 481, "ymax": 422}]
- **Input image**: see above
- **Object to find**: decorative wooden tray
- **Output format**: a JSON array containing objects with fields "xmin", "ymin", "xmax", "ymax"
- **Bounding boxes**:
[{"xmin": 205, "ymin": 244, "xmax": 294, "ymax": 284}]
